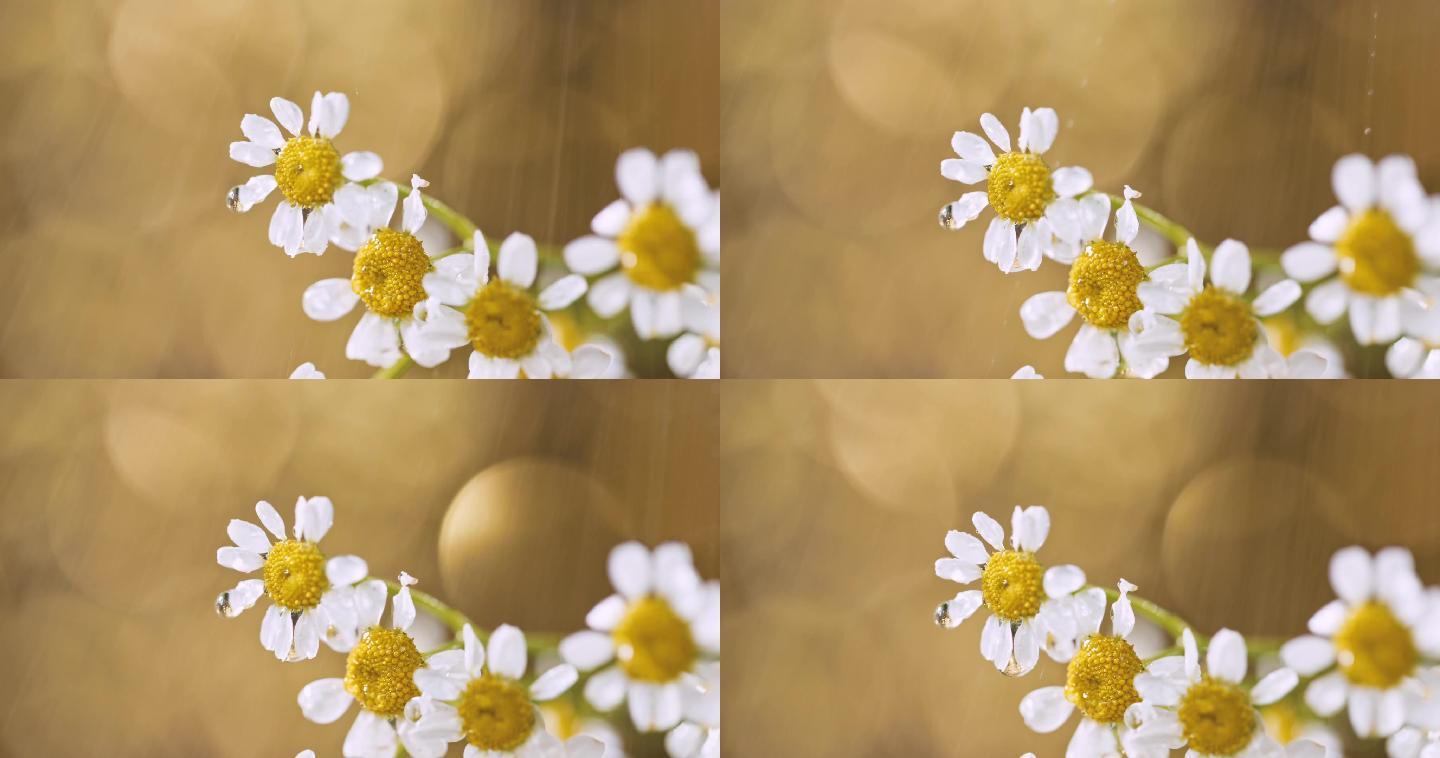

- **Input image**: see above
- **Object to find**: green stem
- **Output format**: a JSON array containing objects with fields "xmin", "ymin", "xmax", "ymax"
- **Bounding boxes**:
[
  {"xmin": 1104, "ymin": 193, "xmax": 1197, "ymax": 250},
  {"xmin": 372, "ymin": 353, "xmax": 413, "ymax": 379}
]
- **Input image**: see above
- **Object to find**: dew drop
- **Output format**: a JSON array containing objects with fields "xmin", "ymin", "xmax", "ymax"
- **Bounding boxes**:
[
  {"xmin": 934, "ymin": 601, "xmax": 956, "ymax": 628},
  {"xmin": 1001, "ymin": 653, "xmax": 1025, "ymax": 677},
  {"xmin": 938, "ymin": 204, "xmax": 960, "ymax": 230},
  {"xmin": 226, "ymin": 186, "xmax": 244, "ymax": 212},
  {"xmin": 215, "ymin": 591, "xmax": 237, "ymax": 618}
]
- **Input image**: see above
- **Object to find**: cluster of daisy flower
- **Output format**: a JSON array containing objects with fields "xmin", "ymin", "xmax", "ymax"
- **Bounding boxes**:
[
  {"xmin": 933, "ymin": 504, "xmax": 1440, "ymax": 757},
  {"xmin": 217, "ymin": 496, "xmax": 720, "ymax": 757},
  {"xmin": 939, "ymin": 106, "xmax": 1440, "ymax": 379},
  {"xmin": 230, "ymin": 91, "xmax": 720, "ymax": 379}
]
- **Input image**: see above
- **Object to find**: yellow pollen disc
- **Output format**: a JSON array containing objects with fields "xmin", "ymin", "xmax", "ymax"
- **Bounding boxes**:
[
  {"xmin": 274, "ymin": 136, "xmax": 343, "ymax": 208},
  {"xmin": 980, "ymin": 550, "xmax": 1045, "ymax": 622},
  {"xmin": 343, "ymin": 626, "xmax": 424, "ymax": 718},
  {"xmin": 261, "ymin": 539, "xmax": 329, "ymax": 611},
  {"xmin": 1178, "ymin": 677, "xmax": 1256, "ymax": 756},
  {"xmin": 986, "ymin": 152, "xmax": 1056, "ymax": 224},
  {"xmin": 1335, "ymin": 209, "xmax": 1418, "ymax": 296},
  {"xmin": 612, "ymin": 596, "xmax": 698, "ymax": 683},
  {"xmin": 1334, "ymin": 601, "xmax": 1417, "ymax": 688},
  {"xmin": 457, "ymin": 673, "xmax": 536, "ymax": 752},
  {"xmin": 465, "ymin": 280, "xmax": 543, "ymax": 359},
  {"xmin": 1181, "ymin": 286, "xmax": 1258, "ymax": 366},
  {"xmin": 1067, "ymin": 240, "xmax": 1147, "ymax": 329},
  {"xmin": 352, "ymin": 228, "xmax": 433, "ymax": 318},
  {"xmin": 1064, "ymin": 635, "xmax": 1144, "ymax": 724},
  {"xmin": 618, "ymin": 203, "xmax": 701, "ymax": 291}
]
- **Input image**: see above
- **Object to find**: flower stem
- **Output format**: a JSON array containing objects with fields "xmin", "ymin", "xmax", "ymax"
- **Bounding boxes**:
[
  {"xmin": 372, "ymin": 354, "xmax": 413, "ymax": 379},
  {"xmin": 1104, "ymin": 193, "xmax": 1198, "ymax": 250}
]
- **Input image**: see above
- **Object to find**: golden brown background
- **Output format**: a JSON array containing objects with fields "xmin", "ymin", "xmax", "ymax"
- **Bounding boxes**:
[
  {"xmin": 722, "ymin": 0, "xmax": 1440, "ymax": 377},
  {"xmin": 722, "ymin": 380, "xmax": 1440, "ymax": 756},
  {"xmin": 0, "ymin": 381, "xmax": 717, "ymax": 756},
  {"xmin": 0, "ymin": 0, "xmax": 718, "ymax": 378}
]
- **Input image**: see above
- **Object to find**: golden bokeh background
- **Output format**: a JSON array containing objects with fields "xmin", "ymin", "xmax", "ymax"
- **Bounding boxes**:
[
  {"xmin": 0, "ymin": 0, "xmax": 718, "ymax": 378},
  {"xmin": 0, "ymin": 381, "xmax": 717, "ymax": 756},
  {"xmin": 722, "ymin": 380, "xmax": 1440, "ymax": 756},
  {"xmin": 721, "ymin": 0, "xmax": 1440, "ymax": 377}
]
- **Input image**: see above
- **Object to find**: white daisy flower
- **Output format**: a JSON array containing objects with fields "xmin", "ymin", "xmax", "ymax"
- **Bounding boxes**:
[
  {"xmin": 1018, "ymin": 187, "xmax": 1172, "ymax": 378},
  {"xmin": 297, "ymin": 573, "xmax": 437, "ymax": 758},
  {"xmin": 290, "ymin": 362, "xmax": 326, "ymax": 379},
  {"xmin": 559, "ymin": 542, "xmax": 720, "ymax": 733},
  {"xmin": 300, "ymin": 175, "xmax": 462, "ymax": 369},
  {"xmin": 667, "ymin": 289, "xmax": 719, "ymax": 379},
  {"xmin": 402, "ymin": 622, "xmax": 579, "ymax": 758},
  {"xmin": 932, "ymin": 505, "xmax": 1096, "ymax": 675},
  {"xmin": 228, "ymin": 92, "xmax": 383, "ymax": 256},
  {"xmin": 400, "ymin": 228, "xmax": 607, "ymax": 379},
  {"xmin": 1018, "ymin": 580, "xmax": 1148, "ymax": 757},
  {"xmin": 1280, "ymin": 547, "xmax": 1440, "ymax": 739},
  {"xmin": 1282, "ymin": 154, "xmax": 1440, "ymax": 345},
  {"xmin": 938, "ymin": 107, "xmax": 1094, "ymax": 272},
  {"xmin": 665, "ymin": 661, "xmax": 719, "ymax": 758},
  {"xmin": 215, "ymin": 496, "xmax": 369, "ymax": 661},
  {"xmin": 1011, "ymin": 365, "xmax": 1043, "ymax": 379},
  {"xmin": 1122, "ymin": 628, "xmax": 1299, "ymax": 758},
  {"xmin": 1128, "ymin": 238, "xmax": 1326, "ymax": 378},
  {"xmin": 563, "ymin": 149, "xmax": 720, "ymax": 340}
]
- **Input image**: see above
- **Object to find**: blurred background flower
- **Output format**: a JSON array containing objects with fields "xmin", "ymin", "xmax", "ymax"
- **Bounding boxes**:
[
  {"xmin": 0, "ymin": 0, "xmax": 717, "ymax": 377},
  {"xmin": 0, "ymin": 381, "xmax": 717, "ymax": 755},
  {"xmin": 721, "ymin": 380, "xmax": 1440, "ymax": 756}
]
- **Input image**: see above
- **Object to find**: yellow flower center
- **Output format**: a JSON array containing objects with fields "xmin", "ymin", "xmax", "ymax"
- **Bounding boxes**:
[
  {"xmin": 1067, "ymin": 240, "xmax": 1147, "ymax": 329},
  {"xmin": 618, "ymin": 204, "xmax": 701, "ymax": 291},
  {"xmin": 612, "ymin": 596, "xmax": 698, "ymax": 683},
  {"xmin": 457, "ymin": 673, "xmax": 536, "ymax": 752},
  {"xmin": 1334, "ymin": 601, "xmax": 1417, "ymax": 688},
  {"xmin": 352, "ymin": 228, "xmax": 433, "ymax": 318},
  {"xmin": 1064, "ymin": 635, "xmax": 1144, "ymax": 724},
  {"xmin": 343, "ymin": 626, "xmax": 424, "ymax": 718},
  {"xmin": 1336, "ymin": 209, "xmax": 1418, "ymax": 296},
  {"xmin": 274, "ymin": 136, "xmax": 343, "ymax": 209},
  {"xmin": 261, "ymin": 539, "xmax": 329, "ymax": 612},
  {"xmin": 465, "ymin": 280, "xmax": 543, "ymax": 359},
  {"xmin": 1179, "ymin": 677, "xmax": 1256, "ymax": 756},
  {"xmin": 979, "ymin": 549, "xmax": 1045, "ymax": 622},
  {"xmin": 1181, "ymin": 286, "xmax": 1258, "ymax": 366},
  {"xmin": 986, "ymin": 152, "xmax": 1056, "ymax": 224}
]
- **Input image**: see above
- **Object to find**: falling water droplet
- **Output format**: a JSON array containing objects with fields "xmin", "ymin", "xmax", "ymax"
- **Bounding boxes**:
[
  {"xmin": 215, "ymin": 591, "xmax": 236, "ymax": 617},
  {"xmin": 1364, "ymin": 127, "xmax": 1373, "ymax": 136},
  {"xmin": 938, "ymin": 204, "xmax": 959, "ymax": 230},
  {"xmin": 934, "ymin": 601, "xmax": 956, "ymax": 628},
  {"xmin": 226, "ymin": 186, "xmax": 244, "ymax": 211}
]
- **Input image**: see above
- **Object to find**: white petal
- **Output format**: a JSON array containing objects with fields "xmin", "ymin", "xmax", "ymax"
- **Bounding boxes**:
[
  {"xmin": 565, "ymin": 236, "xmax": 622, "ymax": 276},
  {"xmin": 1349, "ymin": 687, "xmax": 1381, "ymax": 737},
  {"xmin": 944, "ymin": 530, "xmax": 989, "ymax": 564},
  {"xmin": 983, "ymin": 217, "xmax": 1017, "ymax": 271},
  {"xmin": 1018, "ymin": 686, "xmax": 1073, "ymax": 733},
  {"xmin": 1018, "ymin": 292, "xmax": 1079, "ymax": 345},
  {"xmin": 1281, "ymin": 635, "xmax": 1337, "ymax": 676},
  {"xmin": 1308, "ymin": 206, "xmax": 1350, "ymax": 243},
  {"xmin": 343, "ymin": 710, "xmax": 398, "ymax": 758},
  {"xmin": 230, "ymin": 174, "xmax": 277, "ymax": 213},
  {"xmin": 488, "ymin": 624, "xmax": 528, "ymax": 680},
  {"xmin": 979, "ymin": 112, "xmax": 1011, "ymax": 152},
  {"xmin": 227, "ymin": 519, "xmax": 271, "ymax": 554},
  {"xmin": 1304, "ymin": 671, "xmax": 1348, "ymax": 716},
  {"xmin": 220, "ymin": 579, "xmax": 266, "ymax": 616},
  {"xmin": 402, "ymin": 174, "xmax": 429, "ymax": 234},
  {"xmin": 1064, "ymin": 324, "xmax": 1119, "ymax": 379},
  {"xmin": 295, "ymin": 496, "xmax": 333, "ymax": 542},
  {"xmin": 950, "ymin": 131, "xmax": 995, "ymax": 164},
  {"xmin": 629, "ymin": 682, "xmax": 683, "ymax": 732},
  {"xmin": 1111, "ymin": 578, "xmax": 1136, "ymax": 638},
  {"xmin": 1253, "ymin": 280, "xmax": 1302, "ymax": 316},
  {"xmin": 583, "ymin": 666, "xmax": 628, "ymax": 711},
  {"xmin": 592, "ymin": 199, "xmax": 632, "ymax": 236},
  {"xmin": 298, "ymin": 678, "xmax": 353, "ymax": 724},
  {"xmin": 1010, "ymin": 505, "xmax": 1049, "ymax": 552},
  {"xmin": 270, "ymin": 97, "xmax": 304, "ymax": 135},
  {"xmin": 268, "ymin": 202, "xmax": 304, "ymax": 254},
  {"xmin": 1115, "ymin": 187, "xmax": 1140, "ymax": 244},
  {"xmin": 536, "ymin": 274, "xmax": 586, "ymax": 311},
  {"xmin": 353, "ymin": 579, "xmax": 388, "ymax": 629},
  {"xmin": 530, "ymin": 664, "xmax": 578, "ymax": 701},
  {"xmin": 341, "ymin": 151, "xmax": 383, "ymax": 182},
  {"xmin": 1282, "ymin": 242, "xmax": 1339, "ymax": 282},
  {"xmin": 939, "ymin": 191, "xmax": 989, "ymax": 231},
  {"xmin": 608, "ymin": 541, "xmax": 653, "ymax": 599},
  {"xmin": 616, "ymin": 148, "xmax": 660, "ymax": 206},
  {"xmin": 1078, "ymin": 193, "xmax": 1111, "ymax": 241},
  {"xmin": 229, "ymin": 141, "xmax": 276, "ymax": 168},
  {"xmin": 939, "ymin": 590, "xmax": 984, "ymax": 628},
  {"xmin": 414, "ymin": 666, "xmax": 466, "ymax": 701},
  {"xmin": 326, "ymin": 555, "xmax": 368, "ymax": 586},
  {"xmin": 1027, "ymin": 107, "xmax": 1058, "ymax": 154},
  {"xmin": 260, "ymin": 605, "xmax": 294, "ymax": 660},
  {"xmin": 1206, "ymin": 628, "xmax": 1247, "ymax": 684},
  {"xmin": 1251, "ymin": 668, "xmax": 1299, "ymax": 706},
  {"xmin": 1210, "ymin": 239, "xmax": 1252, "ymax": 294},
  {"xmin": 346, "ymin": 312, "xmax": 402, "ymax": 368},
  {"xmin": 1012, "ymin": 620, "xmax": 1041, "ymax": 675},
  {"xmin": 1305, "ymin": 279, "xmax": 1349, "ymax": 324},
  {"xmin": 303, "ymin": 278, "xmax": 360, "ymax": 321},
  {"xmin": 424, "ymin": 255, "xmax": 479, "ymax": 307},
  {"xmin": 1349, "ymin": 296, "xmax": 1402, "ymax": 345},
  {"xmin": 1043, "ymin": 565, "xmax": 1085, "ymax": 598},
  {"xmin": 216, "ymin": 546, "xmax": 263, "ymax": 573},
  {"xmin": 498, "ymin": 233, "xmax": 539, "ymax": 288},
  {"xmin": 587, "ymin": 274, "xmax": 631, "ymax": 320},
  {"xmin": 1308, "ymin": 599, "xmax": 1349, "ymax": 636},
  {"xmin": 1388, "ymin": 338, "xmax": 1428, "ymax": 378},
  {"xmin": 971, "ymin": 511, "xmax": 1005, "ymax": 550},
  {"xmin": 668, "ymin": 333, "xmax": 708, "ymax": 377},
  {"xmin": 392, "ymin": 578, "xmax": 416, "ymax": 631},
  {"xmin": 467, "ymin": 353, "xmax": 521, "ymax": 380},
  {"xmin": 980, "ymin": 615, "xmax": 1013, "ymax": 672},
  {"xmin": 1051, "ymin": 166, "xmax": 1092, "ymax": 198},
  {"xmin": 292, "ymin": 610, "xmax": 322, "ymax": 661},
  {"xmin": 940, "ymin": 158, "xmax": 987, "ymax": 184},
  {"xmin": 934, "ymin": 558, "xmax": 981, "ymax": 584},
  {"xmin": 560, "ymin": 631, "xmax": 616, "ymax": 671},
  {"xmin": 255, "ymin": 501, "xmax": 286, "ymax": 539},
  {"xmin": 1333, "ymin": 153, "xmax": 1377, "ymax": 212}
]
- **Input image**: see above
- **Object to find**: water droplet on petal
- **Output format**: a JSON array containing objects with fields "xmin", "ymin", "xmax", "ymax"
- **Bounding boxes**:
[
  {"xmin": 934, "ymin": 601, "xmax": 955, "ymax": 628},
  {"xmin": 215, "ymin": 591, "xmax": 236, "ymax": 618},
  {"xmin": 1001, "ymin": 653, "xmax": 1025, "ymax": 677},
  {"xmin": 938, "ymin": 204, "xmax": 959, "ymax": 230},
  {"xmin": 226, "ymin": 186, "xmax": 244, "ymax": 212}
]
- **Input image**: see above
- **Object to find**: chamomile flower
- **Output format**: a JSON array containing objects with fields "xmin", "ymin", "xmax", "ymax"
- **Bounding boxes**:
[
  {"xmin": 402, "ymin": 623, "xmax": 578, "ymax": 757},
  {"xmin": 402, "ymin": 229, "xmax": 604, "ymax": 379},
  {"xmin": 1123, "ymin": 628, "xmax": 1299, "ymax": 758},
  {"xmin": 667, "ymin": 290, "xmax": 719, "ymax": 379},
  {"xmin": 297, "ymin": 573, "xmax": 437, "ymax": 758},
  {"xmin": 228, "ymin": 92, "xmax": 382, "ymax": 256},
  {"xmin": 938, "ymin": 107, "xmax": 1094, "ymax": 272},
  {"xmin": 290, "ymin": 362, "xmax": 325, "ymax": 379},
  {"xmin": 559, "ymin": 542, "xmax": 720, "ymax": 733},
  {"xmin": 1282, "ymin": 154, "xmax": 1440, "ymax": 345},
  {"xmin": 932, "ymin": 505, "xmax": 1095, "ymax": 675},
  {"xmin": 1018, "ymin": 581, "xmax": 1147, "ymax": 757},
  {"xmin": 1129, "ymin": 238, "xmax": 1323, "ymax": 378},
  {"xmin": 215, "ymin": 496, "xmax": 369, "ymax": 661},
  {"xmin": 563, "ymin": 149, "xmax": 720, "ymax": 340},
  {"xmin": 300, "ymin": 175, "xmax": 458, "ymax": 369},
  {"xmin": 665, "ymin": 661, "xmax": 719, "ymax": 758},
  {"xmin": 1018, "ymin": 187, "xmax": 1171, "ymax": 378},
  {"xmin": 1280, "ymin": 547, "xmax": 1440, "ymax": 739}
]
